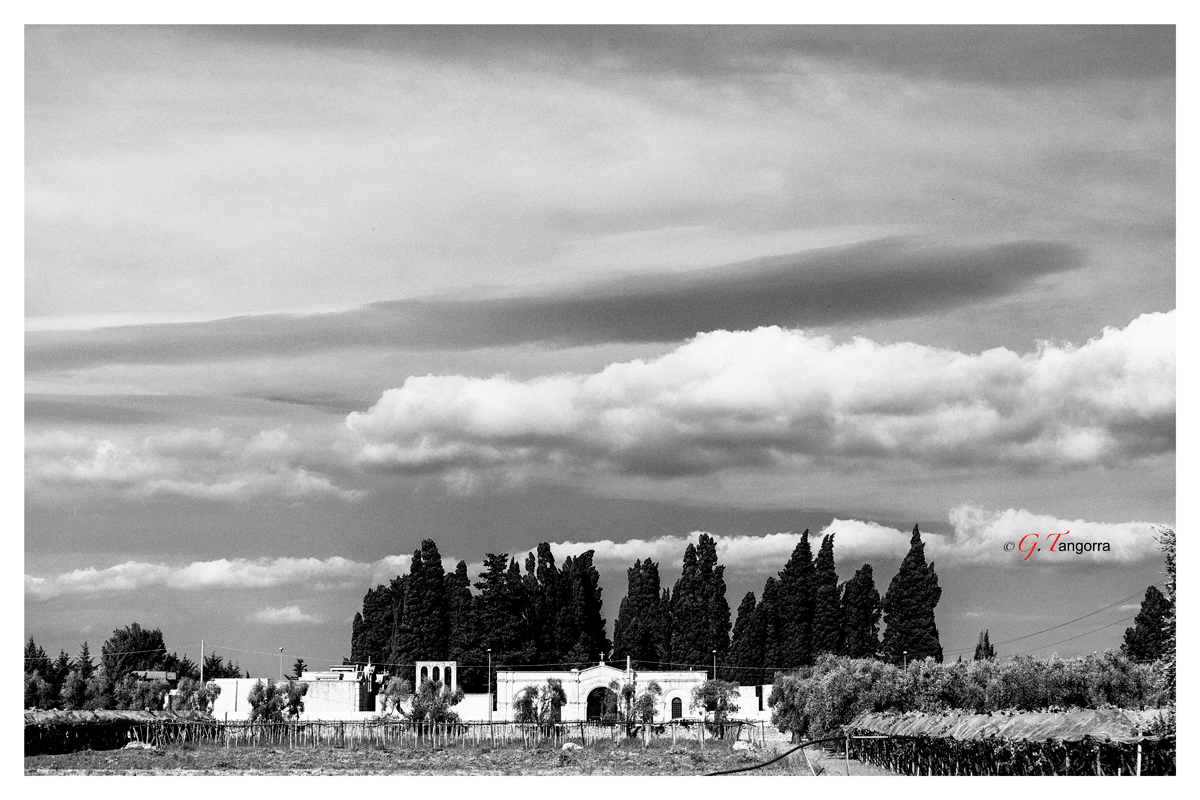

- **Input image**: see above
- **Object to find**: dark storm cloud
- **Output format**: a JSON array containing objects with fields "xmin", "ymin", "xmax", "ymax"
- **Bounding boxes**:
[
  {"xmin": 199, "ymin": 25, "xmax": 1174, "ymax": 86},
  {"xmin": 26, "ymin": 238, "xmax": 1082, "ymax": 371}
]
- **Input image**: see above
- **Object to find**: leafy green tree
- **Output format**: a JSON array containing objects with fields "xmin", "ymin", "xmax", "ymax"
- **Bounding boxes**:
[
  {"xmin": 161, "ymin": 652, "xmax": 199, "ymax": 681},
  {"xmin": 974, "ymin": 630, "xmax": 996, "ymax": 660},
  {"xmin": 408, "ymin": 678, "xmax": 465, "ymax": 724},
  {"xmin": 608, "ymin": 679, "xmax": 637, "ymax": 721},
  {"xmin": 811, "ymin": 534, "xmax": 843, "ymax": 656},
  {"xmin": 203, "ymin": 651, "xmax": 244, "ymax": 679},
  {"xmin": 1157, "ymin": 527, "xmax": 1176, "ymax": 710},
  {"xmin": 47, "ymin": 650, "xmax": 72, "ymax": 709},
  {"xmin": 840, "ymin": 564, "xmax": 881, "ymax": 658},
  {"xmin": 101, "ymin": 623, "xmax": 168, "ymax": 681},
  {"xmin": 514, "ymin": 678, "xmax": 567, "ymax": 723},
  {"xmin": 114, "ymin": 675, "xmax": 169, "ymax": 710},
  {"xmin": 1122, "ymin": 585, "xmax": 1171, "ymax": 661},
  {"xmin": 247, "ymin": 680, "xmax": 285, "ymax": 723},
  {"xmin": 378, "ymin": 676, "xmax": 412, "ymax": 716},
  {"xmin": 172, "ymin": 678, "xmax": 221, "ymax": 713},
  {"xmin": 24, "ymin": 672, "xmax": 52, "ymax": 709},
  {"xmin": 690, "ymin": 679, "xmax": 740, "ymax": 737},
  {"xmin": 634, "ymin": 680, "xmax": 664, "ymax": 723},
  {"xmin": 777, "ymin": 532, "xmax": 815, "ymax": 667},
  {"xmin": 881, "ymin": 525, "xmax": 943, "ymax": 663},
  {"xmin": 24, "ymin": 636, "xmax": 51, "ymax": 681},
  {"xmin": 60, "ymin": 670, "xmax": 88, "ymax": 710},
  {"xmin": 291, "ymin": 658, "xmax": 308, "ymax": 679},
  {"xmin": 283, "ymin": 679, "xmax": 308, "ymax": 719},
  {"xmin": 84, "ymin": 666, "xmax": 115, "ymax": 710}
]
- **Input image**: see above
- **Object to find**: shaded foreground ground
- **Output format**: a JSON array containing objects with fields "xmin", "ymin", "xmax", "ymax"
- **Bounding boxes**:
[{"xmin": 26, "ymin": 740, "xmax": 895, "ymax": 776}]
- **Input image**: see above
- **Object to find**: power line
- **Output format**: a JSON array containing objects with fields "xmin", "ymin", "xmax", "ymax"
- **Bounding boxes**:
[
  {"xmin": 1006, "ymin": 613, "xmax": 1141, "ymax": 657},
  {"xmin": 942, "ymin": 581, "xmax": 1162, "ymax": 655}
]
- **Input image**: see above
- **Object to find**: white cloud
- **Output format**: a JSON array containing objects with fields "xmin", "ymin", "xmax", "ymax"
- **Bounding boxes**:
[
  {"xmin": 248, "ymin": 606, "xmax": 324, "ymax": 625},
  {"xmin": 345, "ymin": 312, "xmax": 1174, "ymax": 484},
  {"xmin": 25, "ymin": 555, "xmax": 413, "ymax": 601},
  {"xmin": 25, "ymin": 505, "xmax": 1167, "ymax": 602},
  {"xmin": 25, "ymin": 426, "xmax": 363, "ymax": 504}
]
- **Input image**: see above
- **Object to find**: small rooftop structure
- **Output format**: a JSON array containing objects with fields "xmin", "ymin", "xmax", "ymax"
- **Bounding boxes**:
[{"xmin": 130, "ymin": 670, "xmax": 177, "ymax": 682}]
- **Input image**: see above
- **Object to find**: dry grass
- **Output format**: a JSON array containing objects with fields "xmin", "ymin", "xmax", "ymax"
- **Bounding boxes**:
[{"xmin": 25, "ymin": 738, "xmax": 894, "ymax": 776}]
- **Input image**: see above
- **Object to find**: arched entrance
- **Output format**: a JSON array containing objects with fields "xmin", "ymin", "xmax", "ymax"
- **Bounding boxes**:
[{"xmin": 586, "ymin": 687, "xmax": 616, "ymax": 721}]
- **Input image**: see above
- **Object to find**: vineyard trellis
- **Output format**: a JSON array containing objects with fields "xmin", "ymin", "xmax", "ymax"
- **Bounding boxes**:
[
  {"xmin": 845, "ymin": 732, "xmax": 1175, "ymax": 776},
  {"xmin": 25, "ymin": 713, "xmax": 772, "ymax": 757}
]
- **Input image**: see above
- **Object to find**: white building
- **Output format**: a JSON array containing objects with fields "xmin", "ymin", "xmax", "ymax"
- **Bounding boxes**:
[{"xmin": 208, "ymin": 659, "xmax": 775, "ymax": 723}]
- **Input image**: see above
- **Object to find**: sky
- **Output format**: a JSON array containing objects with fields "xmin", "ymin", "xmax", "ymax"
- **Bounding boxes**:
[{"xmin": 24, "ymin": 25, "xmax": 1175, "ymax": 679}]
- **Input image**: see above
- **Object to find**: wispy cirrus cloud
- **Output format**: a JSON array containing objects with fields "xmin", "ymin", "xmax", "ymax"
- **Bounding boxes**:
[
  {"xmin": 345, "ymin": 310, "xmax": 1174, "ymax": 483},
  {"xmin": 25, "ymin": 506, "xmax": 1167, "ymax": 602},
  {"xmin": 26, "ymin": 238, "xmax": 1081, "ymax": 371}
]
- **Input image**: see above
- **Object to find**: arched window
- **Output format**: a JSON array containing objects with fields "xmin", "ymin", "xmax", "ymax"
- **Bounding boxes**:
[
  {"xmin": 420, "ymin": 666, "xmax": 428, "ymax": 683},
  {"xmin": 444, "ymin": 667, "xmax": 453, "ymax": 688},
  {"xmin": 433, "ymin": 666, "xmax": 441, "ymax": 683},
  {"xmin": 671, "ymin": 697, "xmax": 683, "ymax": 719}
]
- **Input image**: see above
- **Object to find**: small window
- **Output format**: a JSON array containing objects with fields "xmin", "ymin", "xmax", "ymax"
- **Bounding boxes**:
[
  {"xmin": 756, "ymin": 685, "xmax": 763, "ymax": 712},
  {"xmin": 671, "ymin": 697, "xmax": 682, "ymax": 719},
  {"xmin": 420, "ymin": 666, "xmax": 428, "ymax": 683},
  {"xmin": 433, "ymin": 666, "xmax": 441, "ymax": 683},
  {"xmin": 493, "ymin": 692, "xmax": 498, "ymax": 711},
  {"xmin": 444, "ymin": 667, "xmax": 452, "ymax": 687}
]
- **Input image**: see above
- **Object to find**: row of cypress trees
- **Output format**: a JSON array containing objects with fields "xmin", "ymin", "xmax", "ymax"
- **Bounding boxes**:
[
  {"xmin": 350, "ymin": 525, "xmax": 943, "ymax": 691},
  {"xmin": 350, "ymin": 541, "xmax": 609, "ymax": 692}
]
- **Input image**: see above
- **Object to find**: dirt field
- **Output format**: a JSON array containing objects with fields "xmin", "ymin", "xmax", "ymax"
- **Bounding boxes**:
[{"xmin": 25, "ymin": 739, "xmax": 895, "ymax": 776}]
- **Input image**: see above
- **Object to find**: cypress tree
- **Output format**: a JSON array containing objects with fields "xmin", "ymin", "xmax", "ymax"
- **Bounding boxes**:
[
  {"xmin": 446, "ymin": 560, "xmax": 484, "ymax": 690},
  {"xmin": 777, "ymin": 531, "xmax": 814, "ymax": 666},
  {"xmin": 657, "ymin": 587, "xmax": 672, "ymax": 663},
  {"xmin": 353, "ymin": 579, "xmax": 401, "ymax": 665},
  {"xmin": 613, "ymin": 558, "xmax": 665, "ymax": 669},
  {"xmin": 558, "ymin": 551, "xmax": 610, "ymax": 663},
  {"xmin": 840, "ymin": 564, "xmax": 881, "ymax": 658},
  {"xmin": 697, "ymin": 533, "xmax": 732, "ymax": 674},
  {"xmin": 1121, "ymin": 585, "xmax": 1172, "ymax": 661},
  {"xmin": 669, "ymin": 543, "xmax": 707, "ymax": 667},
  {"xmin": 395, "ymin": 540, "xmax": 450, "ymax": 663},
  {"xmin": 758, "ymin": 577, "xmax": 785, "ymax": 670},
  {"xmin": 811, "ymin": 534, "xmax": 843, "ymax": 656},
  {"xmin": 973, "ymin": 629, "xmax": 996, "ymax": 660},
  {"xmin": 881, "ymin": 525, "xmax": 943, "ymax": 663},
  {"xmin": 728, "ymin": 592, "xmax": 765, "ymax": 685}
]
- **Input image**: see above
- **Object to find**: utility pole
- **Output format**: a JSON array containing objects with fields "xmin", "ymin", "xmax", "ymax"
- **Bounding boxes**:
[
  {"xmin": 712, "ymin": 650, "xmax": 717, "ymax": 680},
  {"xmin": 200, "ymin": 639, "xmax": 204, "ymax": 683},
  {"xmin": 487, "ymin": 648, "xmax": 493, "ymax": 724},
  {"xmin": 279, "ymin": 647, "xmax": 284, "ymax": 681},
  {"xmin": 903, "ymin": 650, "xmax": 908, "ymax": 669}
]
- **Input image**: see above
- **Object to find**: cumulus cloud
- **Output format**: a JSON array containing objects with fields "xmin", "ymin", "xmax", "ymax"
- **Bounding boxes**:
[
  {"xmin": 248, "ymin": 606, "xmax": 324, "ymax": 625},
  {"xmin": 25, "ymin": 425, "xmax": 362, "ymax": 504},
  {"xmin": 345, "ymin": 311, "xmax": 1174, "ymax": 483}
]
